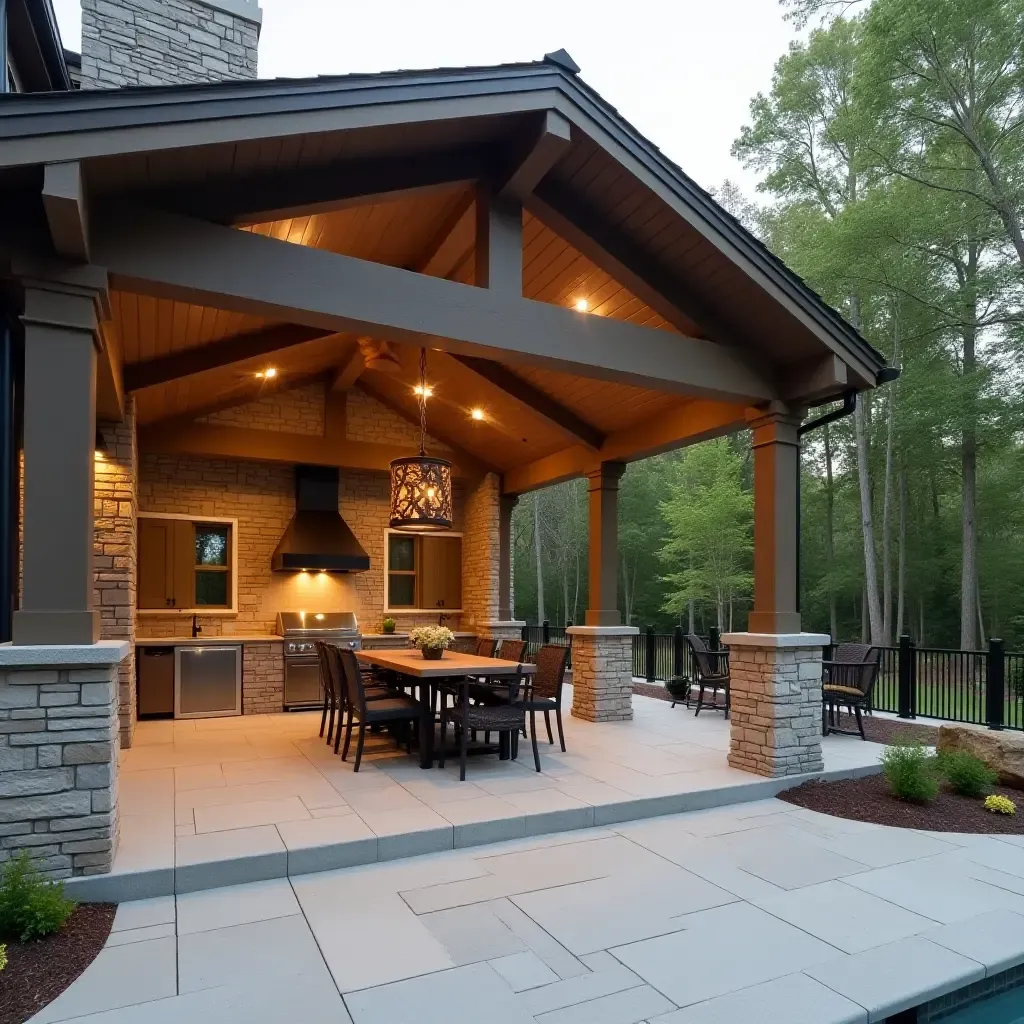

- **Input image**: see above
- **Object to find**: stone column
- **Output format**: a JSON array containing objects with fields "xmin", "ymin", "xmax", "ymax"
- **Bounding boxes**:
[
  {"xmin": 566, "ymin": 626, "xmax": 637, "ymax": 722},
  {"xmin": 14, "ymin": 274, "xmax": 106, "ymax": 646},
  {"xmin": 0, "ymin": 642, "xmax": 129, "ymax": 879},
  {"xmin": 585, "ymin": 462, "xmax": 625, "ymax": 627},
  {"xmin": 724, "ymin": 632, "xmax": 829, "ymax": 777},
  {"xmin": 748, "ymin": 405, "xmax": 802, "ymax": 634}
]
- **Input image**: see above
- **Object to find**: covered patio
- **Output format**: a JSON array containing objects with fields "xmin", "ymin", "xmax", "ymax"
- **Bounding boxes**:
[{"xmin": 0, "ymin": 52, "xmax": 889, "ymax": 886}]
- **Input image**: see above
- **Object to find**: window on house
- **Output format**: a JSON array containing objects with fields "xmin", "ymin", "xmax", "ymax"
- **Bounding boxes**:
[
  {"xmin": 138, "ymin": 516, "xmax": 236, "ymax": 612},
  {"xmin": 386, "ymin": 531, "xmax": 462, "ymax": 612}
]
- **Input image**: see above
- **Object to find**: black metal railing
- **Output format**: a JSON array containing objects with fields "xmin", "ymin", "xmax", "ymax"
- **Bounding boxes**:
[
  {"xmin": 628, "ymin": 627, "xmax": 716, "ymax": 685},
  {"xmin": 520, "ymin": 621, "xmax": 572, "ymax": 666}
]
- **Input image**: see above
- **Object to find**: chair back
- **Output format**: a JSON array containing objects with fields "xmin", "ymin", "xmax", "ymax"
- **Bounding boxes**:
[
  {"xmin": 451, "ymin": 637, "xmax": 476, "ymax": 654},
  {"xmin": 533, "ymin": 644, "xmax": 569, "ymax": 700},
  {"xmin": 498, "ymin": 638, "xmax": 526, "ymax": 663},
  {"xmin": 829, "ymin": 643, "xmax": 881, "ymax": 696},
  {"xmin": 315, "ymin": 642, "xmax": 341, "ymax": 702},
  {"xmin": 685, "ymin": 634, "xmax": 726, "ymax": 680},
  {"xmin": 337, "ymin": 646, "xmax": 367, "ymax": 717},
  {"xmin": 475, "ymin": 636, "xmax": 498, "ymax": 658}
]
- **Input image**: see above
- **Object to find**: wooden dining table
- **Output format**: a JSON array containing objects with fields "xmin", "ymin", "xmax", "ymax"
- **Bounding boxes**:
[{"xmin": 355, "ymin": 648, "xmax": 536, "ymax": 769}]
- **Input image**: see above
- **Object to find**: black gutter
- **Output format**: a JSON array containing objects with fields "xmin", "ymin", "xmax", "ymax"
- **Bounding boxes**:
[
  {"xmin": 798, "ymin": 390, "xmax": 856, "ymax": 437},
  {"xmin": 1, "ymin": 0, "xmax": 8, "ymax": 94}
]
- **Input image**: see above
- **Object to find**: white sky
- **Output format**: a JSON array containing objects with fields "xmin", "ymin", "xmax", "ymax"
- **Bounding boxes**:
[{"xmin": 50, "ymin": 0, "xmax": 797, "ymax": 196}]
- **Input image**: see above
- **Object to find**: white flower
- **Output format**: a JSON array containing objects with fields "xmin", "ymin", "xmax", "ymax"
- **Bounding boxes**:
[{"xmin": 409, "ymin": 625, "xmax": 455, "ymax": 650}]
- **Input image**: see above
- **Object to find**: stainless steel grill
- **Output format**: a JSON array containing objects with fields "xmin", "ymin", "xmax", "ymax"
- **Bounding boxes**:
[{"xmin": 276, "ymin": 611, "xmax": 361, "ymax": 709}]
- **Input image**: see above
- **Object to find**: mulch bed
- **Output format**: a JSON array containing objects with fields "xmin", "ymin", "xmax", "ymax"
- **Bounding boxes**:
[
  {"xmin": 0, "ymin": 903, "xmax": 116, "ymax": 1024},
  {"xmin": 780, "ymin": 773, "xmax": 1024, "ymax": 835}
]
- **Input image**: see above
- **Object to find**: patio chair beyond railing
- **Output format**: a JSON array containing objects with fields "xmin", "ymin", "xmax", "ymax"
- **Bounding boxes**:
[
  {"xmin": 821, "ymin": 643, "xmax": 882, "ymax": 740},
  {"xmin": 685, "ymin": 634, "xmax": 730, "ymax": 718}
]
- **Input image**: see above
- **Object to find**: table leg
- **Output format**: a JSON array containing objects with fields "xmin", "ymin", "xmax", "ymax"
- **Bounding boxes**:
[
  {"xmin": 419, "ymin": 680, "xmax": 433, "ymax": 769},
  {"xmin": 499, "ymin": 731, "xmax": 511, "ymax": 760}
]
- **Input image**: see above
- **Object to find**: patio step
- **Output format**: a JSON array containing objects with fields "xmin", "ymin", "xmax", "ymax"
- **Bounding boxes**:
[{"xmin": 64, "ymin": 759, "xmax": 881, "ymax": 904}]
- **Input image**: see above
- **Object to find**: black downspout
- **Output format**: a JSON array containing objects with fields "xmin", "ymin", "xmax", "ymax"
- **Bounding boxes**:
[
  {"xmin": 0, "ymin": 0, "xmax": 9, "ymax": 94},
  {"xmin": 794, "ymin": 391, "xmax": 858, "ymax": 620},
  {"xmin": 0, "ymin": 315, "xmax": 17, "ymax": 643}
]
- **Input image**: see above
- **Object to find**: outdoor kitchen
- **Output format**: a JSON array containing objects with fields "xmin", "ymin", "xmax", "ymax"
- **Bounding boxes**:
[{"xmin": 130, "ymin": 382, "xmax": 488, "ymax": 723}]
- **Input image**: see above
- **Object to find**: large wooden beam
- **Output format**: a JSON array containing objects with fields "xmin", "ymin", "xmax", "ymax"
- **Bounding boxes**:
[
  {"xmin": 355, "ymin": 380, "xmax": 495, "ymax": 478},
  {"xmin": 475, "ymin": 187, "xmax": 522, "ymax": 297},
  {"xmin": 124, "ymin": 323, "xmax": 333, "ymax": 391},
  {"xmin": 148, "ymin": 146, "xmax": 496, "ymax": 226},
  {"xmin": 330, "ymin": 341, "xmax": 365, "ymax": 392},
  {"xmin": 498, "ymin": 110, "xmax": 572, "ymax": 202},
  {"xmin": 96, "ymin": 319, "xmax": 125, "ymax": 421},
  {"xmin": 42, "ymin": 161, "xmax": 90, "ymax": 261},
  {"xmin": 451, "ymin": 354, "xmax": 604, "ymax": 450},
  {"xmin": 138, "ymin": 420, "xmax": 486, "ymax": 478},
  {"xmin": 502, "ymin": 399, "xmax": 749, "ymax": 494},
  {"xmin": 95, "ymin": 206, "xmax": 774, "ymax": 404}
]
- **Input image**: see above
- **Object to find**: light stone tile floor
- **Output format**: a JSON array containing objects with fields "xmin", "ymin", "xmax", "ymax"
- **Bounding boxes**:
[
  {"xmin": 33, "ymin": 800, "xmax": 1024, "ymax": 1024},
  {"xmin": 74, "ymin": 689, "xmax": 886, "ymax": 901}
]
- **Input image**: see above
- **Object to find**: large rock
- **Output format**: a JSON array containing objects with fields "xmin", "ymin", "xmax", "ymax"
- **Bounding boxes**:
[{"xmin": 937, "ymin": 725, "xmax": 1024, "ymax": 790}]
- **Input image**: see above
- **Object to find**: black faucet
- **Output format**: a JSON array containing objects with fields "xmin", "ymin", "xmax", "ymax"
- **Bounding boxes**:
[{"xmin": 191, "ymin": 614, "xmax": 202, "ymax": 639}]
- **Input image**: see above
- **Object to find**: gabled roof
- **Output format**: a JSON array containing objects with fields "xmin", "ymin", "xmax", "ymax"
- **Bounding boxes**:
[{"xmin": 0, "ymin": 54, "xmax": 886, "ymax": 388}]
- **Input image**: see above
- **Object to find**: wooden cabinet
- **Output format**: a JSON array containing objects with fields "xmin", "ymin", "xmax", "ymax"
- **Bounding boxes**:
[
  {"xmin": 386, "ymin": 532, "xmax": 462, "ymax": 612},
  {"xmin": 138, "ymin": 516, "xmax": 234, "ymax": 611}
]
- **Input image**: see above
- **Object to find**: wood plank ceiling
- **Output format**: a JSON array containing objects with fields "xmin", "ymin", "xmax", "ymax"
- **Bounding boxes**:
[{"xmin": 122, "ymin": 185, "xmax": 695, "ymax": 470}]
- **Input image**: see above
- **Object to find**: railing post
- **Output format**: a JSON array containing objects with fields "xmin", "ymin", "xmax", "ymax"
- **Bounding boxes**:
[
  {"xmin": 542, "ymin": 619, "xmax": 550, "ymax": 645},
  {"xmin": 898, "ymin": 634, "xmax": 915, "ymax": 719},
  {"xmin": 673, "ymin": 626, "xmax": 684, "ymax": 679},
  {"xmin": 521, "ymin": 623, "xmax": 528, "ymax": 642},
  {"xmin": 709, "ymin": 626, "xmax": 721, "ymax": 651},
  {"xmin": 987, "ymin": 637, "xmax": 1005, "ymax": 731},
  {"xmin": 645, "ymin": 625, "xmax": 656, "ymax": 682}
]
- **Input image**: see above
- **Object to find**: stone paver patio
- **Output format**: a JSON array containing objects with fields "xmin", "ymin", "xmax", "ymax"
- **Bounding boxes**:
[
  {"xmin": 71, "ymin": 691, "xmax": 886, "ymax": 901},
  {"xmin": 36, "ymin": 799, "xmax": 1024, "ymax": 1024}
]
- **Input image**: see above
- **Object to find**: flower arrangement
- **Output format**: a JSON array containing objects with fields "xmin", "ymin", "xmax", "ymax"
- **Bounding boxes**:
[
  {"xmin": 409, "ymin": 625, "xmax": 455, "ymax": 660},
  {"xmin": 984, "ymin": 794, "xmax": 1016, "ymax": 816}
]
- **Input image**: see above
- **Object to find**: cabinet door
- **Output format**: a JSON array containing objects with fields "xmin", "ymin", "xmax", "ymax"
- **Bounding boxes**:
[
  {"xmin": 171, "ymin": 519, "xmax": 196, "ymax": 610},
  {"xmin": 419, "ymin": 536, "xmax": 462, "ymax": 610},
  {"xmin": 138, "ymin": 519, "xmax": 173, "ymax": 609}
]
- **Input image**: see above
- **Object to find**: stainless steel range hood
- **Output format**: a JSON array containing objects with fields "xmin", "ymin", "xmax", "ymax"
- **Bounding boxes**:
[{"xmin": 271, "ymin": 466, "xmax": 370, "ymax": 573}]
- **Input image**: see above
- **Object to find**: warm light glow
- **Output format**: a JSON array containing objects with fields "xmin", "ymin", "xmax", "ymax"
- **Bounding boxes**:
[
  {"xmin": 470, "ymin": 407, "xmax": 485, "ymax": 421},
  {"xmin": 426, "ymin": 487, "xmax": 436, "ymax": 499},
  {"xmin": 413, "ymin": 383, "xmax": 433, "ymax": 398},
  {"xmin": 574, "ymin": 297, "xmax": 590, "ymax": 313},
  {"xmin": 256, "ymin": 367, "xmax": 278, "ymax": 379}
]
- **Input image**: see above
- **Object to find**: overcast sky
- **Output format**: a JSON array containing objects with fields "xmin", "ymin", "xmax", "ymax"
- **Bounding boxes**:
[{"xmin": 51, "ymin": 0, "xmax": 797, "ymax": 196}]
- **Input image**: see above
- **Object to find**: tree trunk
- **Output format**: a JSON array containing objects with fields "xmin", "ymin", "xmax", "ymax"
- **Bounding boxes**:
[
  {"xmin": 688, "ymin": 599, "xmax": 695, "ymax": 634},
  {"xmin": 959, "ymin": 248, "xmax": 979, "ymax": 650},
  {"xmin": 823, "ymin": 421, "xmax": 838, "ymax": 639},
  {"xmin": 919, "ymin": 596, "xmax": 925, "ymax": 646},
  {"xmin": 533, "ymin": 492, "xmax": 545, "ymax": 623},
  {"xmin": 861, "ymin": 589, "xmax": 868, "ymax": 644},
  {"xmin": 896, "ymin": 464, "xmax": 907, "ymax": 639},
  {"xmin": 880, "ymin": 313, "xmax": 901, "ymax": 645}
]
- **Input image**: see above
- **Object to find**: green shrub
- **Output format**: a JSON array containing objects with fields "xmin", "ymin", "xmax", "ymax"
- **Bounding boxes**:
[
  {"xmin": 880, "ymin": 743, "xmax": 939, "ymax": 803},
  {"xmin": 0, "ymin": 852, "xmax": 77, "ymax": 942},
  {"xmin": 0, "ymin": 942, "xmax": 7, "ymax": 972},
  {"xmin": 937, "ymin": 749, "xmax": 998, "ymax": 798}
]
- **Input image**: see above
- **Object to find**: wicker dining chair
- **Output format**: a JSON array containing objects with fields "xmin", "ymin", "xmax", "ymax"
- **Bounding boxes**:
[
  {"xmin": 523, "ymin": 644, "xmax": 570, "ymax": 751},
  {"xmin": 475, "ymin": 636, "xmax": 498, "ymax": 658},
  {"xmin": 497, "ymin": 638, "xmax": 526, "ymax": 663},
  {"xmin": 822, "ymin": 643, "xmax": 881, "ymax": 740},
  {"xmin": 685, "ymin": 634, "xmax": 730, "ymax": 718}
]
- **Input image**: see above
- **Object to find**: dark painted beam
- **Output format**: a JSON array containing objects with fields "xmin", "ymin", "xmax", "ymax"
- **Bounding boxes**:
[
  {"xmin": 452, "ymin": 354, "xmax": 604, "ymax": 450},
  {"xmin": 124, "ymin": 322, "xmax": 333, "ymax": 391},
  {"xmin": 94, "ymin": 205, "xmax": 775, "ymax": 403},
  {"xmin": 149, "ymin": 146, "xmax": 496, "ymax": 226},
  {"xmin": 42, "ymin": 161, "xmax": 90, "ymax": 261},
  {"xmin": 498, "ymin": 110, "xmax": 572, "ymax": 201},
  {"xmin": 474, "ymin": 187, "xmax": 522, "ymax": 297}
]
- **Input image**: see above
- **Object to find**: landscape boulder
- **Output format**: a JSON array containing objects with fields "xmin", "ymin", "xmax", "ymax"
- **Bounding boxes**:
[{"xmin": 937, "ymin": 725, "xmax": 1024, "ymax": 791}]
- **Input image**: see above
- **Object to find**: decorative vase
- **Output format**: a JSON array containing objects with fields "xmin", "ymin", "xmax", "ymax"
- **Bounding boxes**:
[{"xmin": 421, "ymin": 646, "xmax": 443, "ymax": 661}]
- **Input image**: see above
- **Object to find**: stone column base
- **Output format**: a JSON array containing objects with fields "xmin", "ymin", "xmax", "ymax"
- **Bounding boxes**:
[
  {"xmin": 723, "ymin": 632, "xmax": 829, "ymax": 778},
  {"xmin": 566, "ymin": 626, "xmax": 637, "ymax": 722},
  {"xmin": 477, "ymin": 620, "xmax": 527, "ymax": 642},
  {"xmin": 0, "ymin": 641, "xmax": 129, "ymax": 879}
]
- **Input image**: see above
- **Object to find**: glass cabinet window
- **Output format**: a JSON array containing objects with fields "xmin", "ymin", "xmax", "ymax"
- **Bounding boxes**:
[
  {"xmin": 386, "ymin": 531, "xmax": 462, "ymax": 612},
  {"xmin": 138, "ymin": 516, "xmax": 235, "ymax": 612},
  {"xmin": 194, "ymin": 524, "xmax": 231, "ymax": 607},
  {"xmin": 387, "ymin": 534, "xmax": 417, "ymax": 608}
]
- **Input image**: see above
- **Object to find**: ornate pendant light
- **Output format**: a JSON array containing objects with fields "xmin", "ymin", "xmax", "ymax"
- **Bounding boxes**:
[{"xmin": 389, "ymin": 349, "xmax": 453, "ymax": 532}]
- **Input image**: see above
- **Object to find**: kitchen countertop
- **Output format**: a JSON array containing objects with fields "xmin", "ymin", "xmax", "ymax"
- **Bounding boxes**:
[{"xmin": 136, "ymin": 635, "xmax": 283, "ymax": 647}]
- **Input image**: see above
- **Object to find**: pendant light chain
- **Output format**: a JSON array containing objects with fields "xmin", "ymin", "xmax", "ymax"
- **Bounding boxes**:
[{"xmin": 418, "ymin": 348, "xmax": 427, "ymax": 456}]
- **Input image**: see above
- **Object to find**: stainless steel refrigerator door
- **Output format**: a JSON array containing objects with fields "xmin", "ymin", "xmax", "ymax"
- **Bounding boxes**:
[{"xmin": 175, "ymin": 645, "xmax": 242, "ymax": 719}]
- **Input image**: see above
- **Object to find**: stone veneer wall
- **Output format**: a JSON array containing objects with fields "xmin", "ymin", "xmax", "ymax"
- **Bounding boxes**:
[
  {"xmin": 567, "ymin": 629, "xmax": 636, "ymax": 722},
  {"xmin": 137, "ymin": 455, "xmax": 466, "ymax": 638},
  {"xmin": 727, "ymin": 642, "xmax": 825, "ymax": 777},
  {"xmin": 80, "ymin": 0, "xmax": 259, "ymax": 89},
  {"xmin": 345, "ymin": 388, "xmax": 452, "ymax": 452},
  {"xmin": 200, "ymin": 383, "xmax": 326, "ymax": 436},
  {"xmin": 242, "ymin": 642, "xmax": 284, "ymax": 714},
  {"xmin": 96, "ymin": 401, "xmax": 138, "ymax": 748},
  {"xmin": 462, "ymin": 473, "xmax": 501, "ymax": 629},
  {"xmin": 0, "ymin": 658, "xmax": 122, "ymax": 879}
]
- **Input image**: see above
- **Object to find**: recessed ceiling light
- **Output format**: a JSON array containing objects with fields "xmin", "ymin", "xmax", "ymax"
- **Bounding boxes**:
[
  {"xmin": 470, "ymin": 407, "xmax": 485, "ymax": 421},
  {"xmin": 413, "ymin": 383, "xmax": 433, "ymax": 398},
  {"xmin": 574, "ymin": 297, "xmax": 590, "ymax": 313},
  {"xmin": 257, "ymin": 367, "xmax": 278, "ymax": 380}
]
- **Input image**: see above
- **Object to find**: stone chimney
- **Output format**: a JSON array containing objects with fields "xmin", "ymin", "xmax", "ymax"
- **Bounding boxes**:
[{"xmin": 80, "ymin": 0, "xmax": 262, "ymax": 89}]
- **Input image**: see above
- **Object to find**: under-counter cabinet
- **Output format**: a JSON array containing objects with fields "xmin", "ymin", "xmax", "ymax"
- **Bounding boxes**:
[{"xmin": 175, "ymin": 645, "xmax": 242, "ymax": 719}]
